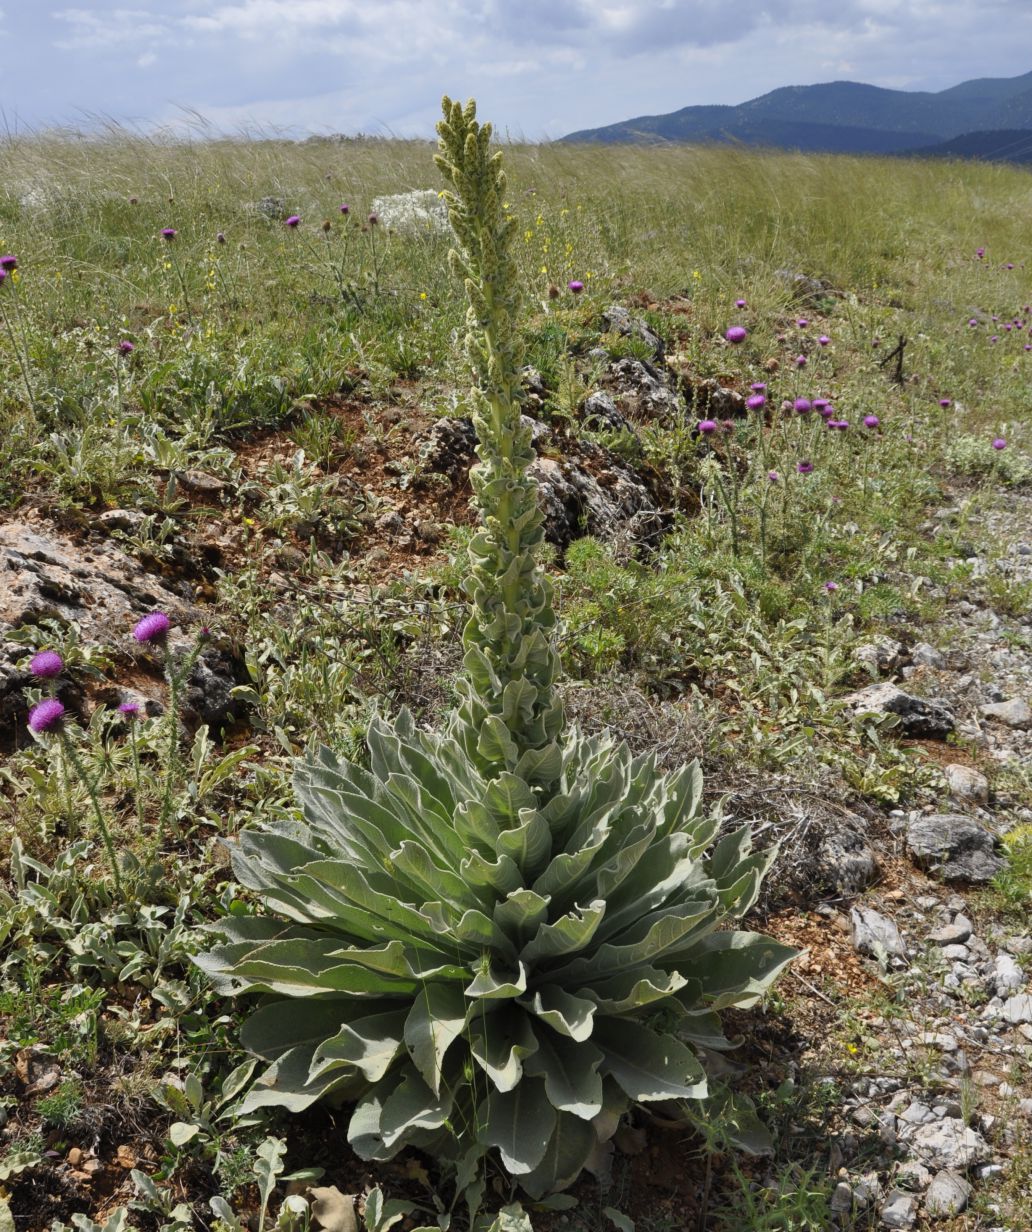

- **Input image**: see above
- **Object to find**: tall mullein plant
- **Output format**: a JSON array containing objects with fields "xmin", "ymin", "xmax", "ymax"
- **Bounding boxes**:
[
  {"xmin": 435, "ymin": 98, "xmax": 564, "ymax": 787},
  {"xmin": 197, "ymin": 97, "xmax": 795, "ymax": 1214}
]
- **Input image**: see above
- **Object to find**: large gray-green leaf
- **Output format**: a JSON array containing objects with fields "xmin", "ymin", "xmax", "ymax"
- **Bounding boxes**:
[
  {"xmin": 241, "ymin": 998, "xmax": 375, "ymax": 1061},
  {"xmin": 477, "ymin": 1079, "xmax": 557, "ymax": 1175},
  {"xmin": 521, "ymin": 900, "xmax": 606, "ymax": 965},
  {"xmin": 465, "ymin": 960, "xmax": 528, "ymax": 1000},
  {"xmin": 236, "ymin": 1045, "xmax": 364, "ymax": 1115},
  {"xmin": 524, "ymin": 1031, "xmax": 603, "ymax": 1119},
  {"xmin": 518, "ymin": 1112, "xmax": 597, "ymax": 1199},
  {"xmin": 593, "ymin": 1019, "xmax": 707, "ymax": 1102},
  {"xmin": 550, "ymin": 902, "xmax": 717, "ymax": 984},
  {"xmin": 584, "ymin": 967, "xmax": 687, "ymax": 1016},
  {"xmin": 469, "ymin": 1007, "xmax": 539, "ymax": 1092},
  {"xmin": 379, "ymin": 1068, "xmax": 453, "ymax": 1151},
  {"xmin": 310, "ymin": 1010, "xmax": 408, "ymax": 1083},
  {"xmin": 404, "ymin": 985, "xmax": 468, "ymax": 1095},
  {"xmin": 675, "ymin": 931, "xmax": 798, "ymax": 1009},
  {"xmin": 493, "ymin": 889, "xmax": 550, "ymax": 944},
  {"xmin": 521, "ymin": 985, "xmax": 596, "ymax": 1042}
]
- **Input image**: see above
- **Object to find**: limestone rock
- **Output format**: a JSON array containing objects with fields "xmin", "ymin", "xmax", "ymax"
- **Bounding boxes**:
[
  {"xmin": 911, "ymin": 642, "xmax": 946, "ymax": 669},
  {"xmin": 601, "ymin": 304, "xmax": 664, "ymax": 358},
  {"xmin": 879, "ymin": 1190, "xmax": 918, "ymax": 1229},
  {"xmin": 1002, "ymin": 993, "xmax": 1032, "ymax": 1024},
  {"xmin": 994, "ymin": 954, "xmax": 1024, "ymax": 996},
  {"xmin": 923, "ymin": 1170, "xmax": 971, "ymax": 1218},
  {"xmin": 980, "ymin": 697, "xmax": 1031, "ymax": 729},
  {"xmin": 853, "ymin": 636, "xmax": 904, "ymax": 675},
  {"xmin": 851, "ymin": 906, "xmax": 907, "ymax": 960},
  {"xmin": 898, "ymin": 1118, "xmax": 991, "ymax": 1170},
  {"xmin": 842, "ymin": 683, "xmax": 955, "ymax": 739},
  {"xmin": 942, "ymin": 764, "xmax": 988, "ymax": 805},
  {"xmin": 905, "ymin": 814, "xmax": 1005, "ymax": 883},
  {"xmin": 817, "ymin": 823, "xmax": 880, "ymax": 896}
]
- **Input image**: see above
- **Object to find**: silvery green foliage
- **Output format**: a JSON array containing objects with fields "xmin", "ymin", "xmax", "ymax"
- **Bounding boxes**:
[
  {"xmin": 196, "ymin": 713, "xmax": 794, "ymax": 1194},
  {"xmin": 196, "ymin": 97, "xmax": 794, "ymax": 1199}
]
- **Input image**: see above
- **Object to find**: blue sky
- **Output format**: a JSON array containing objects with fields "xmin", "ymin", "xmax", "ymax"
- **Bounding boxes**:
[{"xmin": 4, "ymin": 1, "xmax": 1032, "ymax": 139}]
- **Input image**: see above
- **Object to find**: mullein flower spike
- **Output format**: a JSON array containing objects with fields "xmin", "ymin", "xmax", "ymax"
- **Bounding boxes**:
[{"xmin": 435, "ymin": 96, "xmax": 564, "ymax": 781}]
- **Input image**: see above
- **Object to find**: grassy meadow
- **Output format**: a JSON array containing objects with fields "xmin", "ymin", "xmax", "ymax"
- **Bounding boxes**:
[{"xmin": 1, "ymin": 125, "xmax": 1031, "ymax": 1231}]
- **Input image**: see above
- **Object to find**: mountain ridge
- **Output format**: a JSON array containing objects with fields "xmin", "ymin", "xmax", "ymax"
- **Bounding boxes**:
[{"xmin": 560, "ymin": 70, "xmax": 1032, "ymax": 160}]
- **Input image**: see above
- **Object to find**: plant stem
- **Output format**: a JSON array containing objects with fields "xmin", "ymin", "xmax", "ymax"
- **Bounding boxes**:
[{"xmin": 59, "ymin": 731, "xmax": 123, "ymax": 896}]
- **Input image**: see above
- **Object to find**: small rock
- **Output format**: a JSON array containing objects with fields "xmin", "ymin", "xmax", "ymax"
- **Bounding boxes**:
[
  {"xmin": 914, "ymin": 1032, "xmax": 958, "ymax": 1052},
  {"xmin": 842, "ymin": 683, "xmax": 955, "ymax": 739},
  {"xmin": 95, "ymin": 508, "xmax": 146, "ymax": 534},
  {"xmin": 899, "ymin": 1118, "xmax": 991, "ymax": 1170},
  {"xmin": 851, "ymin": 906, "xmax": 907, "ymax": 960},
  {"xmin": 980, "ymin": 698, "xmax": 1031, "ymax": 729},
  {"xmin": 928, "ymin": 915, "xmax": 973, "ymax": 945},
  {"xmin": 1017, "ymin": 1099, "xmax": 1032, "ymax": 1119},
  {"xmin": 895, "ymin": 1161, "xmax": 932, "ymax": 1191},
  {"xmin": 943, "ymin": 764, "xmax": 989, "ymax": 805},
  {"xmin": 1002, "ymin": 993, "xmax": 1032, "ymax": 1024},
  {"xmin": 853, "ymin": 636, "xmax": 904, "ymax": 675},
  {"xmin": 899, "ymin": 1101, "xmax": 936, "ymax": 1125},
  {"xmin": 923, "ymin": 1170, "xmax": 971, "ymax": 1218},
  {"xmin": 67, "ymin": 1147, "xmax": 83, "ymax": 1167},
  {"xmin": 879, "ymin": 1190, "xmax": 918, "ymax": 1229},
  {"xmin": 817, "ymin": 823, "xmax": 880, "ymax": 895},
  {"xmin": 601, "ymin": 304, "xmax": 664, "ymax": 357},
  {"xmin": 911, "ymin": 642, "xmax": 946, "ymax": 669},
  {"xmin": 906, "ymin": 813, "xmax": 1005, "ymax": 882},
  {"xmin": 176, "ymin": 469, "xmax": 226, "ymax": 495},
  {"xmin": 853, "ymin": 1173, "xmax": 882, "ymax": 1208},
  {"xmin": 942, "ymin": 944, "xmax": 970, "ymax": 960},
  {"xmin": 994, "ymin": 954, "xmax": 1024, "ymax": 995},
  {"xmin": 830, "ymin": 1181, "xmax": 853, "ymax": 1214},
  {"xmin": 582, "ymin": 390, "xmax": 630, "ymax": 432}
]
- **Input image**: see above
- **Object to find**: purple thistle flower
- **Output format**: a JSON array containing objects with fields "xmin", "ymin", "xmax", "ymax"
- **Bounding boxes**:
[
  {"xmin": 697, "ymin": 419, "xmax": 718, "ymax": 434},
  {"xmin": 818, "ymin": 335, "xmax": 830, "ymax": 346},
  {"xmin": 992, "ymin": 438, "xmax": 1007, "ymax": 450},
  {"xmin": 568, "ymin": 280, "xmax": 584, "ymax": 294},
  {"xmin": 284, "ymin": 215, "xmax": 301, "ymax": 228},
  {"xmin": 118, "ymin": 701, "xmax": 142, "ymax": 718},
  {"xmin": 118, "ymin": 340, "xmax": 135, "ymax": 355},
  {"xmin": 725, "ymin": 326, "xmax": 747, "ymax": 344},
  {"xmin": 160, "ymin": 228, "xmax": 177, "ymax": 241},
  {"xmin": 768, "ymin": 470, "xmax": 780, "ymax": 482},
  {"xmin": 1026, "ymin": 344, "xmax": 1032, "ymax": 351},
  {"xmin": 823, "ymin": 581, "xmax": 839, "ymax": 593},
  {"xmin": 746, "ymin": 394, "xmax": 766, "ymax": 411},
  {"xmin": 819, "ymin": 406, "xmax": 834, "ymax": 420},
  {"xmin": 793, "ymin": 398, "xmax": 812, "ymax": 414},
  {"xmin": 0, "ymin": 255, "xmax": 17, "ymax": 271},
  {"xmin": 133, "ymin": 611, "xmax": 171, "ymax": 644},
  {"xmin": 872, "ymin": 337, "xmax": 881, "ymax": 347},
  {"xmin": 826, "ymin": 418, "xmax": 839, "ymax": 429},
  {"xmin": 735, "ymin": 298, "xmax": 747, "ymax": 308},
  {"xmin": 863, "ymin": 414, "xmax": 880, "ymax": 429},
  {"xmin": 976, "ymin": 247, "xmax": 985, "ymax": 259},
  {"xmin": 938, "ymin": 398, "xmax": 950, "ymax": 408},
  {"xmin": 30, "ymin": 650, "xmax": 64, "ymax": 678},
  {"xmin": 794, "ymin": 354, "xmax": 807, "ymax": 368},
  {"xmin": 28, "ymin": 698, "xmax": 65, "ymax": 733},
  {"xmin": 750, "ymin": 382, "xmax": 767, "ymax": 392},
  {"xmin": 796, "ymin": 318, "xmax": 809, "ymax": 328},
  {"xmin": 990, "ymin": 335, "xmax": 999, "ymax": 343},
  {"xmin": 796, "ymin": 460, "xmax": 814, "ymax": 474},
  {"xmin": 1005, "ymin": 262, "xmax": 1015, "ymax": 270},
  {"xmin": 340, "ymin": 204, "xmax": 350, "ymax": 215},
  {"xmin": 1005, "ymin": 324, "xmax": 1013, "ymax": 332},
  {"xmin": 835, "ymin": 419, "xmax": 849, "ymax": 430},
  {"xmin": 368, "ymin": 213, "xmax": 379, "ymax": 225},
  {"xmin": 812, "ymin": 397, "xmax": 830, "ymax": 410},
  {"xmin": 968, "ymin": 318, "xmax": 979, "ymax": 327}
]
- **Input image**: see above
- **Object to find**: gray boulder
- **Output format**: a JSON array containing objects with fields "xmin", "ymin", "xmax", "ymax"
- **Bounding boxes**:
[
  {"xmin": 817, "ymin": 824, "xmax": 880, "ymax": 895},
  {"xmin": 906, "ymin": 813, "xmax": 1005, "ymax": 882},
  {"xmin": 601, "ymin": 304, "xmax": 664, "ymax": 358},
  {"xmin": 980, "ymin": 697, "xmax": 1031, "ymax": 729},
  {"xmin": 942, "ymin": 763, "xmax": 989, "ymax": 805},
  {"xmin": 923, "ymin": 1170, "xmax": 971, "ymax": 1218},
  {"xmin": 898, "ymin": 1118, "xmax": 991, "ymax": 1170},
  {"xmin": 851, "ymin": 906, "xmax": 907, "ymax": 960},
  {"xmin": 842, "ymin": 683, "xmax": 955, "ymax": 739}
]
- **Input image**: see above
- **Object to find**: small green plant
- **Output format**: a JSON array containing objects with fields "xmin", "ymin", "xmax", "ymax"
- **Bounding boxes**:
[{"xmin": 35, "ymin": 1078, "xmax": 85, "ymax": 1128}]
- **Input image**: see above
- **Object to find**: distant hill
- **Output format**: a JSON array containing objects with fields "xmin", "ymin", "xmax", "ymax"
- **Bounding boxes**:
[
  {"xmin": 561, "ymin": 70, "xmax": 1032, "ymax": 161},
  {"xmin": 907, "ymin": 129, "xmax": 1032, "ymax": 163}
]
